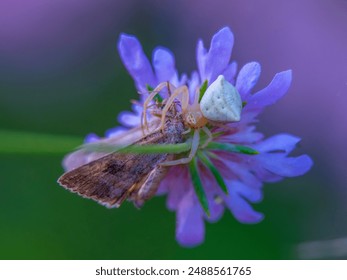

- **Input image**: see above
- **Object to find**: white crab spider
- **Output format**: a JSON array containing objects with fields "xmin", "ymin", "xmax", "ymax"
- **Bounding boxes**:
[
  {"xmin": 142, "ymin": 75, "xmax": 242, "ymax": 166},
  {"xmin": 200, "ymin": 75, "xmax": 242, "ymax": 122}
]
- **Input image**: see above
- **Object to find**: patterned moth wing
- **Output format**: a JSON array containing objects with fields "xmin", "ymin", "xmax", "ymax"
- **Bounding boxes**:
[{"xmin": 58, "ymin": 113, "xmax": 185, "ymax": 208}]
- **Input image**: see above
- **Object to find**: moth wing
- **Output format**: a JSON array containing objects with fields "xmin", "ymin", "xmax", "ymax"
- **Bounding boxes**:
[
  {"xmin": 130, "ymin": 161, "xmax": 172, "ymax": 207},
  {"xmin": 63, "ymin": 119, "xmax": 160, "ymax": 171},
  {"xmin": 58, "ymin": 151, "xmax": 167, "ymax": 208}
]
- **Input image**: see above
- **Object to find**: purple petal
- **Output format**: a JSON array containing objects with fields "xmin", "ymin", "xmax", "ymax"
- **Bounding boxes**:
[
  {"xmin": 230, "ymin": 196, "xmax": 264, "ymax": 223},
  {"xmin": 220, "ymin": 125, "xmax": 263, "ymax": 144},
  {"xmin": 236, "ymin": 62, "xmax": 261, "ymax": 100},
  {"xmin": 188, "ymin": 71, "xmax": 200, "ymax": 103},
  {"xmin": 237, "ymin": 110, "xmax": 260, "ymax": 125},
  {"xmin": 158, "ymin": 165, "xmax": 189, "ymax": 209},
  {"xmin": 233, "ymin": 181, "xmax": 263, "ymax": 203},
  {"xmin": 225, "ymin": 187, "xmax": 264, "ymax": 224},
  {"xmin": 178, "ymin": 73, "xmax": 188, "ymax": 85},
  {"xmin": 251, "ymin": 162, "xmax": 284, "ymax": 183},
  {"xmin": 196, "ymin": 39, "xmax": 206, "ymax": 81},
  {"xmin": 84, "ymin": 133, "xmax": 100, "ymax": 143},
  {"xmin": 176, "ymin": 191, "xmax": 205, "ymax": 247},
  {"xmin": 117, "ymin": 110, "xmax": 141, "ymax": 127},
  {"xmin": 105, "ymin": 126, "xmax": 127, "ymax": 138},
  {"xmin": 247, "ymin": 70, "xmax": 292, "ymax": 109},
  {"xmin": 152, "ymin": 47, "xmax": 179, "ymax": 85},
  {"xmin": 118, "ymin": 34, "xmax": 156, "ymax": 91},
  {"xmin": 117, "ymin": 102, "xmax": 143, "ymax": 127},
  {"xmin": 222, "ymin": 61, "xmax": 238, "ymax": 84},
  {"xmin": 258, "ymin": 154, "xmax": 313, "ymax": 177},
  {"xmin": 165, "ymin": 167, "xmax": 189, "ymax": 210},
  {"xmin": 205, "ymin": 200, "xmax": 225, "ymax": 222},
  {"xmin": 222, "ymin": 160, "xmax": 263, "ymax": 189},
  {"xmin": 197, "ymin": 27, "xmax": 234, "ymax": 83},
  {"xmin": 254, "ymin": 134, "xmax": 301, "ymax": 155}
]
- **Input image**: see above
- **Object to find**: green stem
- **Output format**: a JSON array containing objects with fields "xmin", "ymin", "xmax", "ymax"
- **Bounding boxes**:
[
  {"xmin": 82, "ymin": 142, "xmax": 191, "ymax": 154},
  {"xmin": 0, "ymin": 130, "xmax": 82, "ymax": 155}
]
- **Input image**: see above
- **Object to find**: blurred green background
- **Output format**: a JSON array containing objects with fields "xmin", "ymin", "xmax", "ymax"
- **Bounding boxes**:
[{"xmin": 1, "ymin": 0, "xmax": 346, "ymax": 259}]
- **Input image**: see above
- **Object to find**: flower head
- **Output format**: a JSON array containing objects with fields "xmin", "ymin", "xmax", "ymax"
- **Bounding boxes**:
[{"xmin": 62, "ymin": 27, "xmax": 313, "ymax": 247}]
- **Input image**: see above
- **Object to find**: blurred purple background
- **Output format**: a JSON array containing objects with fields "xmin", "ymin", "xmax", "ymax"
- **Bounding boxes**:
[{"xmin": 1, "ymin": 0, "xmax": 346, "ymax": 258}]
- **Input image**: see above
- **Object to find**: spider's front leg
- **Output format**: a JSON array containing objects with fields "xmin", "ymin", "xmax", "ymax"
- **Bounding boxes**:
[
  {"xmin": 200, "ymin": 126, "xmax": 213, "ymax": 148},
  {"xmin": 160, "ymin": 129, "xmax": 200, "ymax": 166},
  {"xmin": 158, "ymin": 85, "xmax": 190, "ymax": 131},
  {"xmin": 142, "ymin": 82, "xmax": 175, "ymax": 133}
]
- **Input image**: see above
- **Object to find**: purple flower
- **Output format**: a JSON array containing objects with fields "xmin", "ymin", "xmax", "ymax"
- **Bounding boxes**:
[{"xmin": 63, "ymin": 27, "xmax": 313, "ymax": 247}]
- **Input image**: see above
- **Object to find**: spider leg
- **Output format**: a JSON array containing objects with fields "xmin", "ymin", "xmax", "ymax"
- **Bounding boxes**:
[
  {"xmin": 141, "ymin": 90, "xmax": 158, "ymax": 134},
  {"xmin": 142, "ymin": 82, "xmax": 169, "ymax": 133},
  {"xmin": 182, "ymin": 127, "xmax": 191, "ymax": 135},
  {"xmin": 200, "ymin": 126, "xmax": 213, "ymax": 148},
  {"xmin": 160, "ymin": 129, "xmax": 200, "ymax": 166},
  {"xmin": 180, "ymin": 85, "xmax": 190, "ymax": 114},
  {"xmin": 159, "ymin": 85, "xmax": 190, "ymax": 130}
]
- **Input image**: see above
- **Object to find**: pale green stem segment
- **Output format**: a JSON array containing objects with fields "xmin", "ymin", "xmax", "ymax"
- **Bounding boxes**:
[
  {"xmin": 0, "ymin": 130, "xmax": 82, "ymax": 155},
  {"xmin": 82, "ymin": 142, "xmax": 191, "ymax": 154},
  {"xmin": 197, "ymin": 151, "xmax": 228, "ymax": 194},
  {"xmin": 0, "ymin": 130, "xmax": 258, "ymax": 158},
  {"xmin": 188, "ymin": 157, "xmax": 210, "ymax": 217}
]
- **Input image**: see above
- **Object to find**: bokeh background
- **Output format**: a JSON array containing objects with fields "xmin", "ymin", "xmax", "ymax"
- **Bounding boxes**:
[{"xmin": 1, "ymin": 0, "xmax": 346, "ymax": 259}]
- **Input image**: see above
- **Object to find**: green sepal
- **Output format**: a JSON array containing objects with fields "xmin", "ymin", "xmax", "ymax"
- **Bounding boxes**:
[
  {"xmin": 81, "ymin": 142, "xmax": 191, "ymax": 154},
  {"xmin": 188, "ymin": 157, "xmax": 210, "ymax": 216},
  {"xmin": 206, "ymin": 141, "xmax": 259, "ymax": 155},
  {"xmin": 242, "ymin": 101, "xmax": 247, "ymax": 108},
  {"xmin": 154, "ymin": 94, "xmax": 163, "ymax": 103},
  {"xmin": 198, "ymin": 80, "xmax": 208, "ymax": 102},
  {"xmin": 146, "ymin": 84, "xmax": 154, "ymax": 91},
  {"xmin": 197, "ymin": 151, "xmax": 228, "ymax": 194}
]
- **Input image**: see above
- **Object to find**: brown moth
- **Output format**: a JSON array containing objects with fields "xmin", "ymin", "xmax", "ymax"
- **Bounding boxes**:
[{"xmin": 58, "ymin": 106, "xmax": 185, "ymax": 208}]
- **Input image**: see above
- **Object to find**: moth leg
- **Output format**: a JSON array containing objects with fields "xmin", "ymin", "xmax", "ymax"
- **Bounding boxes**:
[
  {"xmin": 159, "ymin": 85, "xmax": 190, "ymax": 130},
  {"xmin": 108, "ymin": 182, "xmax": 140, "ymax": 208},
  {"xmin": 160, "ymin": 129, "xmax": 200, "ymax": 166},
  {"xmin": 200, "ymin": 126, "xmax": 213, "ymax": 148},
  {"xmin": 130, "ymin": 164, "xmax": 170, "ymax": 208},
  {"xmin": 142, "ymin": 82, "xmax": 169, "ymax": 133}
]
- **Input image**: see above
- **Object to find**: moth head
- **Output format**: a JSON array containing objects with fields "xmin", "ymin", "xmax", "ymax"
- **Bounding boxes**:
[{"xmin": 200, "ymin": 75, "xmax": 242, "ymax": 122}]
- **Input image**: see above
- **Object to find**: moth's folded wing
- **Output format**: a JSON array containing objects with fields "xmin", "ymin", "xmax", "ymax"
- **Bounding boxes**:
[
  {"xmin": 59, "ymin": 153, "xmax": 128, "ymax": 207},
  {"xmin": 63, "ymin": 119, "xmax": 160, "ymax": 172},
  {"xmin": 130, "ymin": 164, "xmax": 170, "ymax": 208},
  {"xmin": 58, "ymin": 151, "xmax": 166, "ymax": 208}
]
